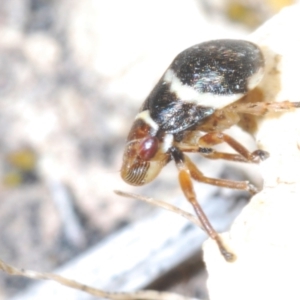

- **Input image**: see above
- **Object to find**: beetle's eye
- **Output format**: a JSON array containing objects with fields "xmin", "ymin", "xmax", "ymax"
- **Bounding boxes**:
[{"xmin": 138, "ymin": 137, "xmax": 159, "ymax": 160}]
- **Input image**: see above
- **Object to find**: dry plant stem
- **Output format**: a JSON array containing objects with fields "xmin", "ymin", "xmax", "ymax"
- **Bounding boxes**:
[{"xmin": 0, "ymin": 259, "xmax": 197, "ymax": 300}]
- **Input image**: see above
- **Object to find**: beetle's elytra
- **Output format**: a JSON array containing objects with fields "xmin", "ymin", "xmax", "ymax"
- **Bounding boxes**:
[{"xmin": 120, "ymin": 39, "xmax": 300, "ymax": 261}]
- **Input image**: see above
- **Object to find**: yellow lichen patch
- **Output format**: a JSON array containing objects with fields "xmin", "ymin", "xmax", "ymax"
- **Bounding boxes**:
[
  {"xmin": 2, "ymin": 171, "xmax": 23, "ymax": 188},
  {"xmin": 266, "ymin": 0, "xmax": 295, "ymax": 12},
  {"xmin": 226, "ymin": 3, "xmax": 261, "ymax": 28},
  {"xmin": 6, "ymin": 148, "xmax": 37, "ymax": 171},
  {"xmin": 2, "ymin": 148, "xmax": 38, "ymax": 187}
]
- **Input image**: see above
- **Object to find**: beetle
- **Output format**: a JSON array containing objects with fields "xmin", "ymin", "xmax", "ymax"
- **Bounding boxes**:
[{"xmin": 120, "ymin": 39, "xmax": 300, "ymax": 261}]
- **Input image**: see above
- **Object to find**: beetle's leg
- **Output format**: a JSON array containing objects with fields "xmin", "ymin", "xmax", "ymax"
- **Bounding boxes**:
[
  {"xmin": 182, "ymin": 151, "xmax": 257, "ymax": 194},
  {"xmin": 198, "ymin": 132, "xmax": 269, "ymax": 163},
  {"xmin": 228, "ymin": 100, "xmax": 300, "ymax": 116},
  {"xmin": 201, "ymin": 148, "xmax": 268, "ymax": 162},
  {"xmin": 178, "ymin": 144, "xmax": 254, "ymax": 163},
  {"xmin": 170, "ymin": 146, "xmax": 235, "ymax": 262}
]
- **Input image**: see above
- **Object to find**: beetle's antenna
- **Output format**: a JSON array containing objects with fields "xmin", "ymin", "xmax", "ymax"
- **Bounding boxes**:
[{"xmin": 114, "ymin": 190, "xmax": 202, "ymax": 228}]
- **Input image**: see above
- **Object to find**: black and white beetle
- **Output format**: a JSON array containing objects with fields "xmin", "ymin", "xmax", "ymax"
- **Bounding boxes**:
[{"xmin": 120, "ymin": 39, "xmax": 300, "ymax": 261}]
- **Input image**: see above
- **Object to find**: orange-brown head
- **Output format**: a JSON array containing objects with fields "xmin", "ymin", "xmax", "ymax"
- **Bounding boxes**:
[{"xmin": 121, "ymin": 118, "xmax": 170, "ymax": 186}]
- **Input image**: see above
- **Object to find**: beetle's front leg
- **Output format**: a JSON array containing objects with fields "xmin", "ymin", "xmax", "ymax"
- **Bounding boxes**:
[
  {"xmin": 199, "ymin": 132, "xmax": 269, "ymax": 163},
  {"xmin": 170, "ymin": 146, "xmax": 235, "ymax": 262}
]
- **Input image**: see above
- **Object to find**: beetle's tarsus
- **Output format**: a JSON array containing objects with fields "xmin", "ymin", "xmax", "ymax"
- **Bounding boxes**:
[
  {"xmin": 250, "ymin": 149, "xmax": 270, "ymax": 162},
  {"xmin": 247, "ymin": 182, "xmax": 259, "ymax": 195}
]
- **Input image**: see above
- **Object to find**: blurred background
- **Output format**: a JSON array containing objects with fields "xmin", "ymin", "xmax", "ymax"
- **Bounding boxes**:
[{"xmin": 0, "ymin": 0, "xmax": 295, "ymax": 298}]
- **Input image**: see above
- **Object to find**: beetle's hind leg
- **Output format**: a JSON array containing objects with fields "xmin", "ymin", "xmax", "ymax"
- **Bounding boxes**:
[
  {"xmin": 228, "ymin": 100, "xmax": 300, "ymax": 116},
  {"xmin": 170, "ymin": 146, "xmax": 237, "ymax": 262}
]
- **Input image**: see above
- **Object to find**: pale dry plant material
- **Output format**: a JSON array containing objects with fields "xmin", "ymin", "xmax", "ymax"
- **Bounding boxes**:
[
  {"xmin": 0, "ymin": 258, "xmax": 198, "ymax": 300},
  {"xmin": 0, "ymin": 190, "xmax": 203, "ymax": 299},
  {"xmin": 204, "ymin": 4, "xmax": 300, "ymax": 300}
]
